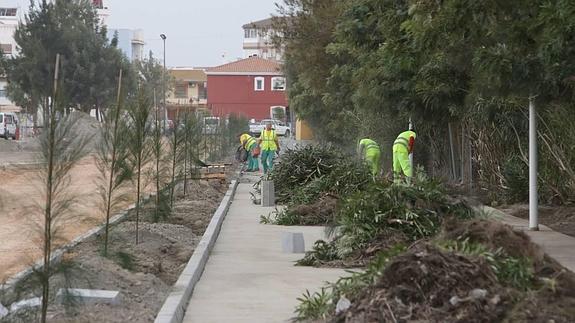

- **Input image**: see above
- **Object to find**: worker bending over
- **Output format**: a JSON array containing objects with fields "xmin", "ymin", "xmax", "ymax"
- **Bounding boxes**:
[
  {"xmin": 393, "ymin": 128, "xmax": 416, "ymax": 183},
  {"xmin": 239, "ymin": 133, "xmax": 259, "ymax": 172},
  {"xmin": 358, "ymin": 138, "xmax": 381, "ymax": 177},
  {"xmin": 258, "ymin": 121, "xmax": 280, "ymax": 174}
]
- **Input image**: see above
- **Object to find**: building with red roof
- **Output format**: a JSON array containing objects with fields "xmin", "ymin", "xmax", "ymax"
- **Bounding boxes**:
[{"xmin": 206, "ymin": 56, "xmax": 288, "ymax": 120}]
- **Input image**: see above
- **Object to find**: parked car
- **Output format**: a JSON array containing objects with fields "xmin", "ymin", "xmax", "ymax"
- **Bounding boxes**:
[
  {"xmin": 249, "ymin": 119, "xmax": 291, "ymax": 137},
  {"xmin": 202, "ymin": 116, "xmax": 221, "ymax": 135},
  {"xmin": 0, "ymin": 112, "xmax": 18, "ymax": 139}
]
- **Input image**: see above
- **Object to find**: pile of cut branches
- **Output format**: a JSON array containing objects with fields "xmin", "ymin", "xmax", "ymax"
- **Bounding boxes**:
[
  {"xmin": 298, "ymin": 172, "xmax": 475, "ymax": 267},
  {"xmin": 295, "ymin": 219, "xmax": 575, "ymax": 322},
  {"xmin": 262, "ymin": 145, "xmax": 371, "ymax": 226}
]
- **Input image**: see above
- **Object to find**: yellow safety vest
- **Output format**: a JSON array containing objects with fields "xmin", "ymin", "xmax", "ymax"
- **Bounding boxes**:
[
  {"xmin": 360, "ymin": 138, "xmax": 380, "ymax": 155},
  {"xmin": 240, "ymin": 134, "xmax": 257, "ymax": 150},
  {"xmin": 393, "ymin": 131, "xmax": 416, "ymax": 153},
  {"xmin": 260, "ymin": 129, "xmax": 277, "ymax": 151}
]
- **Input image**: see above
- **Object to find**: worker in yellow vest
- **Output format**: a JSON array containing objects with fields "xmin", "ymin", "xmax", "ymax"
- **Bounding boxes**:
[
  {"xmin": 393, "ymin": 128, "xmax": 417, "ymax": 183},
  {"xmin": 358, "ymin": 138, "xmax": 381, "ymax": 177},
  {"xmin": 239, "ymin": 133, "xmax": 259, "ymax": 172},
  {"xmin": 258, "ymin": 121, "xmax": 280, "ymax": 174}
]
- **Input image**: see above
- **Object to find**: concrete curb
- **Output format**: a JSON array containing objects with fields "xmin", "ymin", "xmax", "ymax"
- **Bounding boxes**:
[
  {"xmin": 154, "ymin": 179, "xmax": 239, "ymax": 323},
  {"xmin": 0, "ymin": 162, "xmax": 45, "ymax": 171},
  {"xmin": 0, "ymin": 195, "xmax": 150, "ymax": 293}
]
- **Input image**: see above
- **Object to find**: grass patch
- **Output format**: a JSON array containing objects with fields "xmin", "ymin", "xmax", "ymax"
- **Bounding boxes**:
[{"xmin": 115, "ymin": 251, "xmax": 136, "ymax": 271}]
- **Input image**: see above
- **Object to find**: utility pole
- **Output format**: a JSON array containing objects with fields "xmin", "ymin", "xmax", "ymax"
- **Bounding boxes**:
[{"xmin": 160, "ymin": 34, "xmax": 167, "ymax": 133}]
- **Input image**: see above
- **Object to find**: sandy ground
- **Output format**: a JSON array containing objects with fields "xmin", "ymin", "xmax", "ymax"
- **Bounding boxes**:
[
  {"xmin": 1, "ymin": 180, "xmax": 226, "ymax": 323},
  {"xmin": 0, "ymin": 155, "xmax": 139, "ymax": 283}
]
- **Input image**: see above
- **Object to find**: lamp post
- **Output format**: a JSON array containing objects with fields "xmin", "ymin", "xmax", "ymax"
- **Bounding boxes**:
[{"xmin": 160, "ymin": 34, "xmax": 167, "ymax": 132}]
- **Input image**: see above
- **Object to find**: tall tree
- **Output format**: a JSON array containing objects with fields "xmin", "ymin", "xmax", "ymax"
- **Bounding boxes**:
[
  {"xmin": 275, "ymin": 0, "xmax": 348, "ymax": 142},
  {"xmin": 2, "ymin": 0, "xmax": 130, "ymax": 125},
  {"xmin": 126, "ymin": 87, "xmax": 153, "ymax": 244}
]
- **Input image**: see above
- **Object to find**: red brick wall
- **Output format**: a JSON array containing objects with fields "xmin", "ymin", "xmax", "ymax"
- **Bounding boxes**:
[{"xmin": 207, "ymin": 74, "xmax": 288, "ymax": 120}]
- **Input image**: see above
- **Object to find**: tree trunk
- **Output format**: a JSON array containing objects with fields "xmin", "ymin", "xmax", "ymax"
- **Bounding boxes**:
[{"xmin": 136, "ymin": 154, "xmax": 142, "ymax": 244}]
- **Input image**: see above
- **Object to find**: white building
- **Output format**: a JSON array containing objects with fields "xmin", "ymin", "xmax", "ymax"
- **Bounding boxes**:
[
  {"xmin": 0, "ymin": 2, "xmax": 21, "ymax": 112},
  {"xmin": 110, "ymin": 28, "xmax": 145, "ymax": 62},
  {"xmin": 92, "ymin": 0, "xmax": 110, "ymax": 25},
  {"xmin": 242, "ymin": 18, "xmax": 284, "ymax": 62}
]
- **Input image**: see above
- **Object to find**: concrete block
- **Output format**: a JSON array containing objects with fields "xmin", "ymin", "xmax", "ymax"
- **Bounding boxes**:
[
  {"xmin": 0, "ymin": 303, "xmax": 8, "ymax": 319},
  {"xmin": 262, "ymin": 180, "xmax": 275, "ymax": 207},
  {"xmin": 10, "ymin": 297, "xmax": 41, "ymax": 312},
  {"xmin": 56, "ymin": 289, "xmax": 121, "ymax": 305},
  {"xmin": 282, "ymin": 232, "xmax": 305, "ymax": 253}
]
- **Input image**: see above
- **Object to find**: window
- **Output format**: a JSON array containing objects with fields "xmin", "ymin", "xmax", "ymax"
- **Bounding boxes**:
[
  {"xmin": 175, "ymin": 82, "xmax": 188, "ymax": 98},
  {"xmin": 244, "ymin": 28, "xmax": 258, "ymax": 39},
  {"xmin": 271, "ymin": 77, "xmax": 286, "ymax": 91},
  {"xmin": 198, "ymin": 83, "xmax": 207, "ymax": 100},
  {"xmin": 254, "ymin": 77, "xmax": 265, "ymax": 91},
  {"xmin": 0, "ymin": 87, "xmax": 6, "ymax": 98},
  {"xmin": 0, "ymin": 44, "xmax": 12, "ymax": 55},
  {"xmin": 0, "ymin": 8, "xmax": 17, "ymax": 17},
  {"xmin": 92, "ymin": 0, "xmax": 103, "ymax": 9}
]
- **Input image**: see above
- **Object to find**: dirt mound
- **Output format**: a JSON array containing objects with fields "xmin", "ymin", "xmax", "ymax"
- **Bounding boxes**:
[
  {"xmin": 334, "ymin": 220, "xmax": 575, "ymax": 323},
  {"xmin": 507, "ymin": 277, "xmax": 575, "ymax": 322},
  {"xmin": 289, "ymin": 194, "xmax": 338, "ymax": 225},
  {"xmin": 336, "ymin": 245, "xmax": 511, "ymax": 323},
  {"xmin": 442, "ymin": 218, "xmax": 545, "ymax": 265}
]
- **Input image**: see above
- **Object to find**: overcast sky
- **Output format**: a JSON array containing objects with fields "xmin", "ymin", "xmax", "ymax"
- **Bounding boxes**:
[{"xmin": 106, "ymin": 0, "xmax": 280, "ymax": 67}]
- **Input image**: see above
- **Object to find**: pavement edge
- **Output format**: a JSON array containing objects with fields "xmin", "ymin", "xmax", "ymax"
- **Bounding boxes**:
[{"xmin": 154, "ymin": 179, "xmax": 239, "ymax": 323}]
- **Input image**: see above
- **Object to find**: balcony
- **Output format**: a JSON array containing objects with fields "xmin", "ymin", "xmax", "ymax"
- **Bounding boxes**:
[{"xmin": 167, "ymin": 97, "xmax": 207, "ymax": 106}]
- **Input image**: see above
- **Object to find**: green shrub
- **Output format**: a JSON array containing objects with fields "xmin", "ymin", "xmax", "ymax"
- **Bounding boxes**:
[
  {"xmin": 271, "ymin": 145, "xmax": 370, "ymax": 203},
  {"xmin": 296, "ymin": 240, "xmax": 340, "ymax": 266},
  {"xmin": 502, "ymin": 155, "xmax": 529, "ymax": 203},
  {"xmin": 333, "ymin": 173, "xmax": 475, "ymax": 257},
  {"xmin": 115, "ymin": 251, "xmax": 136, "ymax": 271}
]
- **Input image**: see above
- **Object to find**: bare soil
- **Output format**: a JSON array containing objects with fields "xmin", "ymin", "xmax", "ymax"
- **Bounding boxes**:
[
  {"xmin": 500, "ymin": 204, "xmax": 575, "ymax": 238},
  {"xmin": 0, "ymin": 112, "xmax": 110, "ymax": 282},
  {"xmin": 0, "ymin": 157, "xmax": 138, "ymax": 283},
  {"xmin": 0, "ymin": 179, "xmax": 228, "ymax": 323}
]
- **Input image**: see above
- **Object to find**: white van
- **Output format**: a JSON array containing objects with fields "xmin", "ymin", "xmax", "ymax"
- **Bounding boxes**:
[{"xmin": 0, "ymin": 112, "xmax": 18, "ymax": 139}]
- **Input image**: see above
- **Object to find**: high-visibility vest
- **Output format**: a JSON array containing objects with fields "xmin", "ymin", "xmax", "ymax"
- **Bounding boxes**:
[
  {"xmin": 360, "ymin": 138, "xmax": 380, "ymax": 155},
  {"xmin": 240, "ymin": 134, "xmax": 257, "ymax": 150},
  {"xmin": 260, "ymin": 129, "xmax": 277, "ymax": 150},
  {"xmin": 393, "ymin": 131, "xmax": 416, "ymax": 153}
]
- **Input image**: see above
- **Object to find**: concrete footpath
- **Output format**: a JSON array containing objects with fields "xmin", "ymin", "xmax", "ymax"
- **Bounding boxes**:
[
  {"xmin": 486, "ymin": 206, "xmax": 575, "ymax": 272},
  {"xmin": 182, "ymin": 174, "xmax": 346, "ymax": 323}
]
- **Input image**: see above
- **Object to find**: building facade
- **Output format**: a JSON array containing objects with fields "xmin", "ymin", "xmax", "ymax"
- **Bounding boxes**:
[
  {"xmin": 92, "ymin": 0, "xmax": 110, "ymax": 25},
  {"xmin": 206, "ymin": 56, "xmax": 287, "ymax": 120},
  {"xmin": 242, "ymin": 17, "xmax": 284, "ymax": 61},
  {"xmin": 167, "ymin": 68, "xmax": 208, "ymax": 120},
  {"xmin": 0, "ymin": 3, "xmax": 20, "ymax": 112}
]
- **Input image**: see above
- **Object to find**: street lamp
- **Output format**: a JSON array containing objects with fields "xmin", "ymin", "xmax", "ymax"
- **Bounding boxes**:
[{"xmin": 160, "ymin": 34, "xmax": 167, "ymax": 132}]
